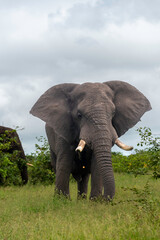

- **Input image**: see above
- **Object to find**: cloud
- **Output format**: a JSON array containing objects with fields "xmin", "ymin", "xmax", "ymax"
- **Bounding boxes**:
[
  {"xmin": 51, "ymin": 0, "xmax": 160, "ymax": 31},
  {"xmin": 0, "ymin": 0, "xmax": 159, "ymax": 154},
  {"xmin": 1, "ymin": 1, "xmax": 160, "ymax": 78}
]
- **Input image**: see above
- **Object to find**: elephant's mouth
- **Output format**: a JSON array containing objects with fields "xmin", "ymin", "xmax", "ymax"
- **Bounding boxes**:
[
  {"xmin": 72, "ymin": 141, "xmax": 92, "ymax": 179},
  {"xmin": 75, "ymin": 138, "xmax": 133, "ymax": 153}
]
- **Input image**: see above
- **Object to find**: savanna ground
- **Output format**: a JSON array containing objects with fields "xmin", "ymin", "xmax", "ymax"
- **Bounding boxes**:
[{"xmin": 0, "ymin": 173, "xmax": 160, "ymax": 240}]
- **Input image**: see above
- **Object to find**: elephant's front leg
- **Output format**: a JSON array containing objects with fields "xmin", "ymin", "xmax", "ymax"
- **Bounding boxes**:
[
  {"xmin": 55, "ymin": 148, "xmax": 74, "ymax": 197},
  {"xmin": 77, "ymin": 174, "xmax": 90, "ymax": 199},
  {"xmin": 90, "ymin": 157, "xmax": 103, "ymax": 200}
]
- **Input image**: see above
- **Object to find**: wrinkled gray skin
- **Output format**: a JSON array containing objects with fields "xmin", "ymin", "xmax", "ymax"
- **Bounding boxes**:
[{"xmin": 30, "ymin": 81, "xmax": 151, "ymax": 200}]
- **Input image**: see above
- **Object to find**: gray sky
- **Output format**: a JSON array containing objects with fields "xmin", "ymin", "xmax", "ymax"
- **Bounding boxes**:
[{"xmin": 0, "ymin": 0, "xmax": 159, "ymax": 154}]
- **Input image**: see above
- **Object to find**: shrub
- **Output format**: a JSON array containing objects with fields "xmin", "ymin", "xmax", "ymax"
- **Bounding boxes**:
[
  {"xmin": 112, "ymin": 151, "xmax": 150, "ymax": 176},
  {"xmin": 0, "ymin": 129, "xmax": 23, "ymax": 186},
  {"xmin": 137, "ymin": 127, "xmax": 160, "ymax": 178},
  {"xmin": 112, "ymin": 127, "xmax": 160, "ymax": 178},
  {"xmin": 27, "ymin": 136, "xmax": 55, "ymax": 185},
  {"xmin": 112, "ymin": 152, "xmax": 128, "ymax": 173}
]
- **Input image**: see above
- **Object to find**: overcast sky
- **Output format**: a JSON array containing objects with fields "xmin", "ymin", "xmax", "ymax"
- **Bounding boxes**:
[{"xmin": 0, "ymin": 0, "xmax": 159, "ymax": 155}]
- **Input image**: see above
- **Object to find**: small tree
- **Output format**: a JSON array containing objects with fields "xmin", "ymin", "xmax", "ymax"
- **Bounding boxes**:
[
  {"xmin": 137, "ymin": 127, "xmax": 160, "ymax": 179},
  {"xmin": 27, "ymin": 136, "xmax": 55, "ymax": 185}
]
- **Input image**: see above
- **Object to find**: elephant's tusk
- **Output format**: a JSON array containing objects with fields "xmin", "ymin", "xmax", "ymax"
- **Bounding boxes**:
[
  {"xmin": 75, "ymin": 140, "xmax": 86, "ymax": 152},
  {"xmin": 27, "ymin": 163, "xmax": 34, "ymax": 167},
  {"xmin": 115, "ymin": 139, "xmax": 133, "ymax": 151}
]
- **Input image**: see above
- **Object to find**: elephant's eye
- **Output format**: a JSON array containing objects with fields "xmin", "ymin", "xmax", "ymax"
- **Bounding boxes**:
[{"xmin": 77, "ymin": 112, "xmax": 82, "ymax": 119}]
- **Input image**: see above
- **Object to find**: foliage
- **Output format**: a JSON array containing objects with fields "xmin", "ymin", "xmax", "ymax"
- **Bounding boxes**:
[
  {"xmin": 137, "ymin": 127, "xmax": 160, "ymax": 178},
  {"xmin": 112, "ymin": 127, "xmax": 160, "ymax": 178},
  {"xmin": 0, "ymin": 129, "xmax": 23, "ymax": 186},
  {"xmin": 112, "ymin": 151, "xmax": 151, "ymax": 176},
  {"xmin": 27, "ymin": 136, "xmax": 55, "ymax": 185},
  {"xmin": 1, "ymin": 126, "xmax": 159, "ymax": 185}
]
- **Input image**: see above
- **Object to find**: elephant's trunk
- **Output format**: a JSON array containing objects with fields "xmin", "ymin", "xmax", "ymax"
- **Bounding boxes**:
[
  {"xmin": 76, "ymin": 131, "xmax": 115, "ymax": 199},
  {"xmin": 93, "ymin": 134, "xmax": 115, "ymax": 199}
]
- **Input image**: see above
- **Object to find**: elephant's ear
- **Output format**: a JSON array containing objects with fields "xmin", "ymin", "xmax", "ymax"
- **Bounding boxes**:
[
  {"xmin": 104, "ymin": 81, "xmax": 152, "ymax": 137},
  {"xmin": 30, "ymin": 83, "xmax": 78, "ymax": 141}
]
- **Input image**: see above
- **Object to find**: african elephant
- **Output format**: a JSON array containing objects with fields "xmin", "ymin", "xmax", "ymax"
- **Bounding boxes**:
[
  {"xmin": 0, "ymin": 126, "xmax": 28, "ymax": 184},
  {"xmin": 30, "ymin": 81, "xmax": 151, "ymax": 200}
]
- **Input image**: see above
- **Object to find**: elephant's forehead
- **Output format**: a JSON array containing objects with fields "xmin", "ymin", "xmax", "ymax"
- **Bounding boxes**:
[
  {"xmin": 71, "ymin": 82, "xmax": 113, "ymax": 102},
  {"xmin": 78, "ymin": 82, "xmax": 102, "ymax": 91}
]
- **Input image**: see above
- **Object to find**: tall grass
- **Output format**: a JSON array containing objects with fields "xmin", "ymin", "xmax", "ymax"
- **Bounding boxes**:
[{"xmin": 0, "ymin": 173, "xmax": 160, "ymax": 240}]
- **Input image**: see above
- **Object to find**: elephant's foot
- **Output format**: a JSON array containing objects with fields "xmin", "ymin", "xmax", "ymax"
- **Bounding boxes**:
[
  {"xmin": 90, "ymin": 193, "xmax": 114, "ymax": 202},
  {"xmin": 54, "ymin": 187, "xmax": 71, "ymax": 200},
  {"xmin": 77, "ymin": 192, "xmax": 87, "ymax": 200},
  {"xmin": 89, "ymin": 194, "xmax": 104, "ymax": 202}
]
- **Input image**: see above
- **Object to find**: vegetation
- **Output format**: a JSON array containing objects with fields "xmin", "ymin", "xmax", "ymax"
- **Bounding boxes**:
[
  {"xmin": 27, "ymin": 137, "xmax": 55, "ymax": 185},
  {"xmin": 0, "ymin": 129, "xmax": 25, "ymax": 186},
  {"xmin": 112, "ymin": 127, "xmax": 160, "ymax": 178},
  {"xmin": 137, "ymin": 127, "xmax": 160, "ymax": 178},
  {"xmin": 0, "ymin": 173, "xmax": 160, "ymax": 240},
  {"xmin": 0, "ymin": 127, "xmax": 159, "ymax": 186}
]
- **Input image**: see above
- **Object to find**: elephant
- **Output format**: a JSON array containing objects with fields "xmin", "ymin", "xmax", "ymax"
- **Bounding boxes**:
[
  {"xmin": 0, "ymin": 126, "xmax": 28, "ymax": 184},
  {"xmin": 30, "ymin": 81, "xmax": 151, "ymax": 200}
]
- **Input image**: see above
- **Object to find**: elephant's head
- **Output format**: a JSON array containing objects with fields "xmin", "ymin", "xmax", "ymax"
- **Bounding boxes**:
[{"xmin": 30, "ymin": 81, "xmax": 151, "ymax": 199}]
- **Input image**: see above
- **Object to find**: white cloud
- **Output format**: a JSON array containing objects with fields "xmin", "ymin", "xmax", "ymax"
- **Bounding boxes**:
[
  {"xmin": 0, "ymin": 0, "xmax": 159, "ymax": 154},
  {"xmin": 0, "ymin": 88, "xmax": 10, "ymax": 108}
]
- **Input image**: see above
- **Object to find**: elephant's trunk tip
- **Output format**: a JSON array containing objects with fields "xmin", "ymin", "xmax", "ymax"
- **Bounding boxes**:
[
  {"xmin": 115, "ymin": 139, "xmax": 133, "ymax": 151},
  {"xmin": 75, "ymin": 140, "xmax": 86, "ymax": 152}
]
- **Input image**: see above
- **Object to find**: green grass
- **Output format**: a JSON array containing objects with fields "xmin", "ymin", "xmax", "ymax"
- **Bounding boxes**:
[{"xmin": 0, "ymin": 173, "xmax": 160, "ymax": 240}]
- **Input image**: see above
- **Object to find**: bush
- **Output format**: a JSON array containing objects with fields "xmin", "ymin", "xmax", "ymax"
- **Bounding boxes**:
[
  {"xmin": 137, "ymin": 127, "xmax": 160, "ymax": 178},
  {"xmin": 0, "ymin": 129, "xmax": 23, "ymax": 186},
  {"xmin": 112, "ymin": 127, "xmax": 160, "ymax": 178},
  {"xmin": 112, "ymin": 151, "xmax": 151, "ymax": 176},
  {"xmin": 27, "ymin": 136, "xmax": 55, "ymax": 185},
  {"xmin": 112, "ymin": 152, "xmax": 128, "ymax": 173}
]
